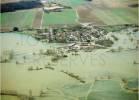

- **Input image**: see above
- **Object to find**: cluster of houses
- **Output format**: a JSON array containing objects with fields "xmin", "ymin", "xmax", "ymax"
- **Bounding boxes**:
[{"xmin": 40, "ymin": 0, "xmax": 65, "ymax": 12}]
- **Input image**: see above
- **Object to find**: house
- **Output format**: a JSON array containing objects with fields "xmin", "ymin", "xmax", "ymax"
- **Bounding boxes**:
[
  {"xmin": 43, "ymin": 6, "xmax": 64, "ymax": 12},
  {"xmin": 40, "ymin": 0, "xmax": 47, "ymax": 4}
]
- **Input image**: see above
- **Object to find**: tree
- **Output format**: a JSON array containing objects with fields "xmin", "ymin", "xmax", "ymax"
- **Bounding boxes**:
[{"xmin": 13, "ymin": 27, "xmax": 19, "ymax": 31}]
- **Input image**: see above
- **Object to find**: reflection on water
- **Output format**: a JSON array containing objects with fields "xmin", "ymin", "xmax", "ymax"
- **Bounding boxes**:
[
  {"xmin": 0, "ymin": 33, "xmax": 138, "ymax": 100},
  {"xmin": 1, "ymin": 95, "xmax": 20, "ymax": 100},
  {"xmin": 87, "ymin": 80, "xmax": 138, "ymax": 100}
]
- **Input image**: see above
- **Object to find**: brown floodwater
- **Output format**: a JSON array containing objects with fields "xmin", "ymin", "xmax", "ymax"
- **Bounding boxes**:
[{"xmin": 0, "ymin": 32, "xmax": 138, "ymax": 100}]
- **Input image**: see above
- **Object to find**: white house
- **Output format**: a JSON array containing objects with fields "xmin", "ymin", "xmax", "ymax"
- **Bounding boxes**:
[
  {"xmin": 40, "ymin": 0, "xmax": 47, "ymax": 4},
  {"xmin": 43, "ymin": 6, "xmax": 64, "ymax": 11}
]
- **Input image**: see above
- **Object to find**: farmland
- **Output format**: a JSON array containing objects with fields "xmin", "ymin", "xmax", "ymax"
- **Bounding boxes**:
[
  {"xmin": 0, "ymin": 9, "xmax": 78, "ymax": 30},
  {"xmin": 43, "ymin": 9, "xmax": 78, "ymax": 27},
  {"xmin": 0, "ymin": 0, "xmax": 20, "ymax": 4},
  {"xmin": 32, "ymin": 9, "xmax": 43, "ymax": 29},
  {"xmin": 77, "ymin": 0, "xmax": 138, "ymax": 25},
  {"xmin": 93, "ymin": 8, "xmax": 138, "ymax": 25},
  {"xmin": 0, "ymin": 9, "xmax": 36, "ymax": 29},
  {"xmin": 49, "ymin": 0, "xmax": 85, "ymax": 7},
  {"xmin": 0, "ymin": 0, "xmax": 138, "ymax": 30}
]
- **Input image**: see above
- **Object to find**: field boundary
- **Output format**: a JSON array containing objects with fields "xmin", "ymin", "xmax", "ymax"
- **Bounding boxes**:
[{"xmin": 32, "ymin": 8, "xmax": 43, "ymax": 29}]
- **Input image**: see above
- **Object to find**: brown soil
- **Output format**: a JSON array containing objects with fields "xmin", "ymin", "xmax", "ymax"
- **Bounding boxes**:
[
  {"xmin": 0, "ymin": 0, "xmax": 20, "ymax": 4},
  {"xmin": 77, "ymin": 6, "xmax": 105, "ymax": 25},
  {"xmin": 32, "ymin": 9, "xmax": 43, "ymax": 29},
  {"xmin": 90, "ymin": 0, "xmax": 127, "ymax": 8},
  {"xmin": 76, "ymin": 0, "xmax": 137, "ymax": 25},
  {"xmin": 0, "ymin": 27, "xmax": 13, "ymax": 32}
]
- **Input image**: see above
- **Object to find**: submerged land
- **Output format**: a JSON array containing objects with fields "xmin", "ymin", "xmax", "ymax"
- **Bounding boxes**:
[{"xmin": 0, "ymin": 0, "xmax": 139, "ymax": 100}]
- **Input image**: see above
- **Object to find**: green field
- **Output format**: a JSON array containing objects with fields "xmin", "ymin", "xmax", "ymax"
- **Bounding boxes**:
[
  {"xmin": 0, "ymin": 9, "xmax": 35, "ymax": 29},
  {"xmin": 49, "ymin": 0, "xmax": 85, "ymax": 7},
  {"xmin": 43, "ymin": 9, "xmax": 78, "ymax": 27},
  {"xmin": 0, "ymin": 0, "xmax": 138, "ymax": 29}
]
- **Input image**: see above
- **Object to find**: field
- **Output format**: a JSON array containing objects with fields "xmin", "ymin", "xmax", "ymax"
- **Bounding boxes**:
[
  {"xmin": 0, "ymin": 0, "xmax": 138, "ymax": 30},
  {"xmin": 0, "ymin": 8, "xmax": 78, "ymax": 29},
  {"xmin": 43, "ymin": 9, "xmax": 78, "ymax": 27},
  {"xmin": 93, "ymin": 8, "xmax": 138, "ymax": 25},
  {"xmin": 0, "ymin": 9, "xmax": 35, "ymax": 29},
  {"xmin": 32, "ymin": 9, "xmax": 43, "ymax": 29},
  {"xmin": 49, "ymin": 0, "xmax": 85, "ymax": 7},
  {"xmin": 0, "ymin": 0, "xmax": 20, "ymax": 4},
  {"xmin": 77, "ymin": 0, "xmax": 138, "ymax": 25}
]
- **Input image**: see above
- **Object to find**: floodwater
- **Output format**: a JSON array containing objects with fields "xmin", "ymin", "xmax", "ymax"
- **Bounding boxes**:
[
  {"xmin": 0, "ymin": 32, "xmax": 138, "ymax": 100},
  {"xmin": 1, "ymin": 95, "xmax": 20, "ymax": 100}
]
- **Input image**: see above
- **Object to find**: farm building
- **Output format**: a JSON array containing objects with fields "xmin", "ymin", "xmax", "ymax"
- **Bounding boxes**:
[{"xmin": 43, "ymin": 6, "xmax": 64, "ymax": 12}]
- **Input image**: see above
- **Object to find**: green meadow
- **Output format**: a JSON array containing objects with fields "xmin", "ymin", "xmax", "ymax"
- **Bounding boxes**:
[
  {"xmin": 0, "ymin": 10, "xmax": 35, "ymax": 29},
  {"xmin": 50, "ymin": 0, "xmax": 85, "ymax": 7},
  {"xmin": 43, "ymin": 9, "xmax": 78, "ymax": 27}
]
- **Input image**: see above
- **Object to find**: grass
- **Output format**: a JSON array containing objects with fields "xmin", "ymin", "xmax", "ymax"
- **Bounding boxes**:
[
  {"xmin": 43, "ymin": 9, "xmax": 78, "ymax": 27},
  {"xmin": 50, "ymin": 0, "xmax": 85, "ymax": 7},
  {"xmin": 0, "ymin": 0, "xmax": 84, "ymax": 28},
  {"xmin": 0, "ymin": 9, "xmax": 36, "ymax": 29}
]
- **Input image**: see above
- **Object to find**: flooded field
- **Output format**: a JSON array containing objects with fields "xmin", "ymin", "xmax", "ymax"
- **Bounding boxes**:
[
  {"xmin": 0, "ymin": 31, "xmax": 138, "ymax": 100},
  {"xmin": 0, "ymin": 0, "xmax": 139, "ymax": 100}
]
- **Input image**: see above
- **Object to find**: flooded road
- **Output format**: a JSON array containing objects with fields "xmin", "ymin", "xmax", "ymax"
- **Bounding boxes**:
[{"xmin": 0, "ymin": 32, "xmax": 138, "ymax": 100}]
